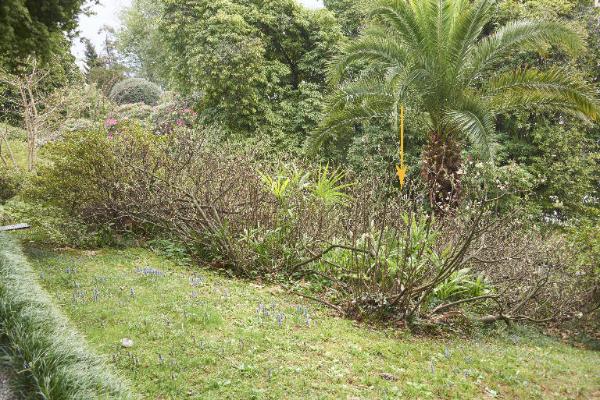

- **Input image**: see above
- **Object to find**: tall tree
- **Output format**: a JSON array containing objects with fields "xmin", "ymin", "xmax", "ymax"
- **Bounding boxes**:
[
  {"xmin": 315, "ymin": 0, "xmax": 600, "ymax": 211},
  {"xmin": 324, "ymin": 0, "xmax": 366, "ymax": 36},
  {"xmin": 85, "ymin": 27, "xmax": 127, "ymax": 96},
  {"xmin": 0, "ymin": 0, "xmax": 87, "ymax": 68},
  {"xmin": 153, "ymin": 0, "xmax": 342, "ymax": 141},
  {"xmin": 118, "ymin": 0, "xmax": 169, "ymax": 85},
  {"xmin": 82, "ymin": 38, "xmax": 101, "ymax": 75}
]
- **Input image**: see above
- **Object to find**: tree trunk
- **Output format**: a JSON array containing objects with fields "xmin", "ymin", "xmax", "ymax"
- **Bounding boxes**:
[
  {"xmin": 26, "ymin": 81, "xmax": 39, "ymax": 172},
  {"xmin": 420, "ymin": 132, "xmax": 462, "ymax": 213}
]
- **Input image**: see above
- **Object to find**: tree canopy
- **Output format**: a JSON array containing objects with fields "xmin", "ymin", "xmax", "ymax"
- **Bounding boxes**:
[
  {"xmin": 119, "ymin": 0, "xmax": 342, "ymax": 141},
  {"xmin": 315, "ymin": 0, "xmax": 599, "ymax": 208},
  {"xmin": 0, "ymin": 0, "xmax": 87, "ymax": 68}
]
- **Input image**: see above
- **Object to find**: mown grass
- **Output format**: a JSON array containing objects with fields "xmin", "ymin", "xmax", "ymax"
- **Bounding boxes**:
[{"xmin": 26, "ymin": 246, "xmax": 600, "ymax": 400}]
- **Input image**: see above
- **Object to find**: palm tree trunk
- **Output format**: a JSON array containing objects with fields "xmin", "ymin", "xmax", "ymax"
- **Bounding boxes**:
[{"xmin": 420, "ymin": 132, "xmax": 462, "ymax": 213}]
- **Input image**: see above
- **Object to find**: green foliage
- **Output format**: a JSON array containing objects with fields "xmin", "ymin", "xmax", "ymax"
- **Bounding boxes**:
[
  {"xmin": 118, "ymin": 0, "xmax": 169, "ymax": 85},
  {"xmin": 0, "ymin": 0, "xmax": 85, "ymax": 67},
  {"xmin": 113, "ymin": 103, "xmax": 154, "ymax": 128},
  {"xmin": 0, "ymin": 235, "xmax": 133, "ymax": 399},
  {"xmin": 432, "ymin": 269, "xmax": 490, "ymax": 302},
  {"xmin": 316, "ymin": 0, "xmax": 599, "ymax": 172},
  {"xmin": 150, "ymin": 95, "xmax": 197, "ymax": 135},
  {"xmin": 23, "ymin": 124, "xmax": 168, "ymax": 245},
  {"xmin": 109, "ymin": 78, "xmax": 162, "ymax": 106},
  {"xmin": 26, "ymin": 129, "xmax": 116, "ymax": 221},
  {"xmin": 311, "ymin": 164, "xmax": 352, "ymax": 206},
  {"xmin": 324, "ymin": 0, "xmax": 366, "ymax": 36},
  {"xmin": 59, "ymin": 118, "xmax": 98, "ymax": 134},
  {"xmin": 44, "ymin": 84, "xmax": 112, "ymax": 135},
  {"xmin": 515, "ymin": 124, "xmax": 598, "ymax": 219},
  {"xmin": 260, "ymin": 165, "xmax": 310, "ymax": 204},
  {"xmin": 568, "ymin": 218, "xmax": 600, "ymax": 273},
  {"xmin": 82, "ymin": 38, "xmax": 102, "ymax": 75},
  {"xmin": 0, "ymin": 168, "xmax": 22, "ymax": 204},
  {"xmin": 484, "ymin": 2, "xmax": 600, "ymax": 221},
  {"xmin": 0, "ymin": 37, "xmax": 82, "ymax": 125},
  {"xmin": 496, "ymin": 0, "xmax": 580, "ymax": 23},
  {"xmin": 147, "ymin": 238, "xmax": 192, "ymax": 265},
  {"xmin": 87, "ymin": 64, "xmax": 127, "ymax": 96},
  {"xmin": 0, "ymin": 123, "xmax": 26, "ymax": 141},
  {"xmin": 460, "ymin": 160, "xmax": 536, "ymax": 214},
  {"xmin": 144, "ymin": 0, "xmax": 342, "ymax": 139}
]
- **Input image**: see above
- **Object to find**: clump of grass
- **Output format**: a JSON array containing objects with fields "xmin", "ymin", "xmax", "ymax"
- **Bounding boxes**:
[{"xmin": 0, "ymin": 234, "xmax": 134, "ymax": 399}]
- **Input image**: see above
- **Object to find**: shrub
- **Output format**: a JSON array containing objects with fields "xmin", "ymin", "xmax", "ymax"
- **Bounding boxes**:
[
  {"xmin": 24, "ymin": 124, "xmax": 596, "ymax": 330},
  {"xmin": 470, "ymin": 225, "xmax": 593, "ymax": 325},
  {"xmin": 109, "ymin": 78, "xmax": 162, "ymax": 106},
  {"xmin": 59, "ymin": 118, "xmax": 98, "ymax": 134},
  {"xmin": 111, "ymin": 103, "xmax": 154, "ymax": 130},
  {"xmin": 151, "ymin": 99, "xmax": 196, "ymax": 135},
  {"xmin": 26, "ymin": 124, "xmax": 164, "ymax": 243},
  {"xmin": 0, "ymin": 168, "xmax": 22, "ymax": 204},
  {"xmin": 0, "ymin": 234, "xmax": 133, "ymax": 399},
  {"xmin": 26, "ymin": 129, "xmax": 117, "ymax": 227},
  {"xmin": 0, "ymin": 201, "xmax": 94, "ymax": 247}
]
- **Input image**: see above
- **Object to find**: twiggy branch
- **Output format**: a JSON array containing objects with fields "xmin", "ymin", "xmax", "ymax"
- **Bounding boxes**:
[
  {"xmin": 289, "ymin": 244, "xmax": 376, "ymax": 274},
  {"xmin": 292, "ymin": 291, "xmax": 346, "ymax": 315},
  {"xmin": 429, "ymin": 294, "xmax": 499, "ymax": 315}
]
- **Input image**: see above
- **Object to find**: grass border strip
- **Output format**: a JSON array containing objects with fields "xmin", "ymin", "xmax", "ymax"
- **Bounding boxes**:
[{"xmin": 0, "ymin": 234, "xmax": 135, "ymax": 399}]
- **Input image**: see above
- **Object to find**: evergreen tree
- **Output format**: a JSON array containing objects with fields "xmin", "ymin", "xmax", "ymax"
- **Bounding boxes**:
[
  {"xmin": 0, "ymin": 0, "xmax": 86, "ymax": 68},
  {"xmin": 82, "ymin": 38, "xmax": 102, "ymax": 75}
]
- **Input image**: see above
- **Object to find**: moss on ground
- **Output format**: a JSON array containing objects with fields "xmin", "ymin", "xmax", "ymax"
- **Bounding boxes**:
[{"xmin": 26, "ymin": 246, "xmax": 600, "ymax": 400}]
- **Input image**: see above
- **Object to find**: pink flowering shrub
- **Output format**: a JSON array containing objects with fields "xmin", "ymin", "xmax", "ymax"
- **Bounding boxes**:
[
  {"xmin": 104, "ymin": 118, "xmax": 118, "ymax": 128},
  {"xmin": 104, "ymin": 118, "xmax": 118, "ymax": 139},
  {"xmin": 151, "ymin": 101, "xmax": 197, "ymax": 135}
]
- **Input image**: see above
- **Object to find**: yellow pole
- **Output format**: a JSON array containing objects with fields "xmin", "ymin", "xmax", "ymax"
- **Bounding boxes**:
[
  {"xmin": 400, "ymin": 105, "xmax": 404, "ymax": 166},
  {"xmin": 396, "ymin": 104, "xmax": 407, "ymax": 188}
]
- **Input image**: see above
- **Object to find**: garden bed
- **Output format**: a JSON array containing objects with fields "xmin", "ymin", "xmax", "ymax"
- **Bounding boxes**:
[{"xmin": 25, "ymin": 245, "xmax": 600, "ymax": 399}]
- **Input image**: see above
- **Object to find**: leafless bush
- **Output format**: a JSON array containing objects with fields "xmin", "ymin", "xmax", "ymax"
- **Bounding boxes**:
[
  {"xmin": 100, "ymin": 127, "xmax": 344, "ymax": 276},
  {"xmin": 470, "ymin": 227, "xmax": 594, "ymax": 325},
  {"xmin": 287, "ymin": 185, "xmax": 505, "ymax": 322},
  {"xmin": 31, "ymin": 124, "xmax": 596, "ymax": 328}
]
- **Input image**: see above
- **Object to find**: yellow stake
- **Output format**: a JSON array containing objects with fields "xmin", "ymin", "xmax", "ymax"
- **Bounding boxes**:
[{"xmin": 396, "ymin": 105, "xmax": 407, "ymax": 189}]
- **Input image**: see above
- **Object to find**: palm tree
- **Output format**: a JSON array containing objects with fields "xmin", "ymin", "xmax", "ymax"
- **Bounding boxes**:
[{"xmin": 313, "ymin": 0, "xmax": 599, "ymax": 210}]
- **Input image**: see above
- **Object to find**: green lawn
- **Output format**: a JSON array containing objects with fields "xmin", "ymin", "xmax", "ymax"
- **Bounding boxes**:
[{"xmin": 25, "ymin": 246, "xmax": 600, "ymax": 400}]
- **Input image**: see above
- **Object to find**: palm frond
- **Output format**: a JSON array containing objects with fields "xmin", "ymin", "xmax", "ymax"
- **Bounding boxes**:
[
  {"xmin": 447, "ymin": 0, "xmax": 493, "ymax": 71},
  {"xmin": 487, "ymin": 68, "xmax": 600, "ymax": 121},
  {"xmin": 308, "ymin": 77, "xmax": 397, "ymax": 153},
  {"xmin": 369, "ymin": 0, "xmax": 425, "ymax": 52},
  {"xmin": 328, "ymin": 29, "xmax": 410, "ymax": 84},
  {"xmin": 464, "ymin": 20, "xmax": 585, "ymax": 82},
  {"xmin": 444, "ymin": 97, "xmax": 496, "ymax": 159}
]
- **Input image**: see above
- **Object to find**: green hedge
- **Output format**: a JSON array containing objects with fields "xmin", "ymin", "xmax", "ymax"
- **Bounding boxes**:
[
  {"xmin": 0, "ymin": 234, "xmax": 134, "ymax": 399},
  {"xmin": 109, "ymin": 78, "xmax": 162, "ymax": 106}
]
